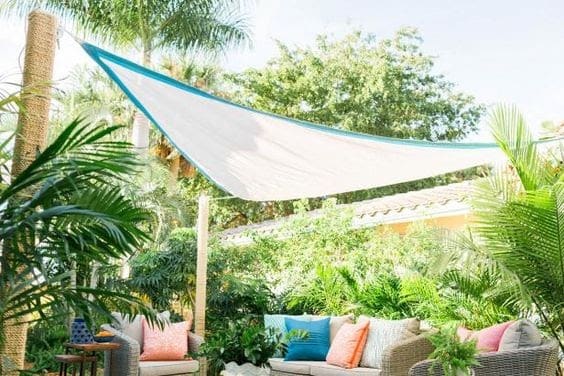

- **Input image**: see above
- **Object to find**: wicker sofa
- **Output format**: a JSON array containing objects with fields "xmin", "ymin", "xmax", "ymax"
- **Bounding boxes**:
[
  {"xmin": 269, "ymin": 333, "xmax": 434, "ymax": 376},
  {"xmin": 409, "ymin": 339, "xmax": 560, "ymax": 376},
  {"xmin": 101, "ymin": 323, "xmax": 203, "ymax": 376}
]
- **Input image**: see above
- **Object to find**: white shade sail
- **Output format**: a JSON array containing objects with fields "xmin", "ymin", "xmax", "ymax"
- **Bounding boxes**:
[{"xmin": 82, "ymin": 43, "xmax": 506, "ymax": 201}]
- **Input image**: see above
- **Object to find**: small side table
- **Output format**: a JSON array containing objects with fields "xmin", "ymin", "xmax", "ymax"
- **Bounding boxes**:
[{"xmin": 64, "ymin": 342, "xmax": 121, "ymax": 376}]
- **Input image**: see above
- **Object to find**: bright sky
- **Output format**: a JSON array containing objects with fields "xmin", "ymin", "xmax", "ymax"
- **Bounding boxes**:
[{"xmin": 1, "ymin": 0, "xmax": 564, "ymax": 139}]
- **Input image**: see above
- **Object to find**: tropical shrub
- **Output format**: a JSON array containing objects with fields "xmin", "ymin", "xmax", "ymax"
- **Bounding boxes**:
[
  {"xmin": 130, "ymin": 228, "xmax": 199, "ymax": 310},
  {"xmin": 24, "ymin": 320, "xmax": 67, "ymax": 373},
  {"xmin": 427, "ymin": 323, "xmax": 480, "ymax": 376},
  {"xmin": 240, "ymin": 200, "xmax": 517, "ymax": 329},
  {"xmin": 0, "ymin": 118, "xmax": 158, "ymax": 373},
  {"xmin": 130, "ymin": 228, "xmax": 278, "ymax": 331},
  {"xmin": 198, "ymin": 317, "xmax": 280, "ymax": 375},
  {"xmin": 471, "ymin": 105, "xmax": 564, "ymax": 352}
]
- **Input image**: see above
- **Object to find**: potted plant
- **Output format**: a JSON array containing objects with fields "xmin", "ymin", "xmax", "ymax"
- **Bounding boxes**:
[{"xmin": 426, "ymin": 323, "xmax": 479, "ymax": 376}]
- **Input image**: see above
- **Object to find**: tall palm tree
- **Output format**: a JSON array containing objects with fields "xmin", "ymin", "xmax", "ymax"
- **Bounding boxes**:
[
  {"xmin": 472, "ymin": 105, "xmax": 564, "ymax": 354},
  {"xmin": 2, "ymin": 0, "xmax": 251, "ymax": 147}
]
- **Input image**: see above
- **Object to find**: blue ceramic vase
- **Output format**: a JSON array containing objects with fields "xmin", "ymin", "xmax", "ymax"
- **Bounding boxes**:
[{"xmin": 70, "ymin": 318, "xmax": 94, "ymax": 344}]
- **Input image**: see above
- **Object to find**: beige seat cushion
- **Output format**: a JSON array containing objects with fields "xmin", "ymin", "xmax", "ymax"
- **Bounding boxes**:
[
  {"xmin": 310, "ymin": 363, "xmax": 380, "ymax": 376},
  {"xmin": 138, "ymin": 360, "xmax": 199, "ymax": 376},
  {"xmin": 269, "ymin": 358, "xmax": 326, "ymax": 374}
]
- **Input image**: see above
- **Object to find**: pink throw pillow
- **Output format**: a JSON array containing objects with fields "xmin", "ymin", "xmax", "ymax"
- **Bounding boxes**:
[
  {"xmin": 326, "ymin": 321, "xmax": 370, "ymax": 369},
  {"xmin": 458, "ymin": 321, "xmax": 514, "ymax": 352},
  {"xmin": 140, "ymin": 319, "xmax": 189, "ymax": 361}
]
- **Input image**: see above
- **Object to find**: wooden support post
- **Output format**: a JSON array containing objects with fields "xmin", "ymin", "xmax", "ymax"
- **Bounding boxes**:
[
  {"xmin": 194, "ymin": 194, "xmax": 209, "ymax": 376},
  {"xmin": 194, "ymin": 194, "xmax": 209, "ymax": 337},
  {"xmin": 1, "ymin": 10, "xmax": 57, "ymax": 376}
]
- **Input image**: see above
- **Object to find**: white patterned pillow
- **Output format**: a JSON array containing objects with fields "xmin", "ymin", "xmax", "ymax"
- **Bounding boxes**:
[{"xmin": 359, "ymin": 316, "xmax": 419, "ymax": 368}]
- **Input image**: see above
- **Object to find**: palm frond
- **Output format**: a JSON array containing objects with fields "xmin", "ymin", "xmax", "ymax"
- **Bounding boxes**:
[
  {"xmin": 489, "ymin": 105, "xmax": 553, "ymax": 190},
  {"xmin": 2, "ymin": 0, "xmax": 251, "ymax": 56},
  {"xmin": 471, "ymin": 105, "xmax": 564, "ymax": 350}
]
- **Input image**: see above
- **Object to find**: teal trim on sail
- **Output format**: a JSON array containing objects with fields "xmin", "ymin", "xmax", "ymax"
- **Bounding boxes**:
[{"xmin": 81, "ymin": 42, "xmax": 503, "ymax": 150}]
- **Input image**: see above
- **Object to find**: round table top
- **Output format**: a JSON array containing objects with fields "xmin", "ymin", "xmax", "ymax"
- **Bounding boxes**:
[{"xmin": 64, "ymin": 342, "xmax": 121, "ymax": 351}]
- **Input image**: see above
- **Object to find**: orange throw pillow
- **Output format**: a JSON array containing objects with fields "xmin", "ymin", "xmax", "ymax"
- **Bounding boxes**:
[
  {"xmin": 326, "ymin": 321, "xmax": 370, "ymax": 369},
  {"xmin": 139, "ymin": 319, "xmax": 189, "ymax": 361}
]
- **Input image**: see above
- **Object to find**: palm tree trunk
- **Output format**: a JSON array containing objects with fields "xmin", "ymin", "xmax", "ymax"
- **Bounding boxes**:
[{"xmin": 0, "ymin": 10, "xmax": 57, "ymax": 375}]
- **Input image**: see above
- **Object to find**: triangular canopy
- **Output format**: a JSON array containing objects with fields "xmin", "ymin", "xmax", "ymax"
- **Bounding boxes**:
[{"xmin": 82, "ymin": 43, "xmax": 505, "ymax": 201}]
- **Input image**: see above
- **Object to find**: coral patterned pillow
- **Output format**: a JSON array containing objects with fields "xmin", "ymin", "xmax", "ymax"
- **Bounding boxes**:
[
  {"xmin": 326, "ymin": 321, "xmax": 370, "ymax": 368},
  {"xmin": 140, "ymin": 319, "xmax": 189, "ymax": 361}
]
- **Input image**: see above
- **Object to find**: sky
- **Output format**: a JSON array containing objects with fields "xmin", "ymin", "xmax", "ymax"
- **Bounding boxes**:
[{"xmin": 1, "ymin": 0, "xmax": 564, "ymax": 140}]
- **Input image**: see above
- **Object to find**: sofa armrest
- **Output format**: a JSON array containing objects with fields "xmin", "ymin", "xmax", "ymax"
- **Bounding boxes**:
[
  {"xmin": 101, "ymin": 324, "xmax": 140, "ymax": 376},
  {"xmin": 188, "ymin": 332, "xmax": 204, "ymax": 354},
  {"xmin": 380, "ymin": 334, "xmax": 434, "ymax": 376},
  {"xmin": 409, "ymin": 339, "xmax": 559, "ymax": 376}
]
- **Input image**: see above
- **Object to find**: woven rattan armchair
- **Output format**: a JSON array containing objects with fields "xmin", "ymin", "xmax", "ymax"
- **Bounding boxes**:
[
  {"xmin": 101, "ymin": 324, "xmax": 204, "ymax": 376},
  {"xmin": 409, "ymin": 339, "xmax": 559, "ymax": 376}
]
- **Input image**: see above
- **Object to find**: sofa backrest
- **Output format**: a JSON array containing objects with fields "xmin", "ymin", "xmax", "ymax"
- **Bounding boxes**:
[
  {"xmin": 264, "ymin": 314, "xmax": 353, "ymax": 344},
  {"xmin": 111, "ymin": 311, "xmax": 171, "ymax": 351}
]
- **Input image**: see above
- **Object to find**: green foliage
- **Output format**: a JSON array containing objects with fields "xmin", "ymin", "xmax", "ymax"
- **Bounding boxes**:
[
  {"xmin": 342, "ymin": 272, "xmax": 413, "ymax": 319},
  {"xmin": 24, "ymin": 321, "xmax": 68, "ymax": 373},
  {"xmin": 230, "ymin": 29, "xmax": 483, "ymax": 141},
  {"xmin": 472, "ymin": 105, "xmax": 564, "ymax": 351},
  {"xmin": 4, "ymin": 0, "xmax": 250, "ymax": 58},
  {"xmin": 239, "ymin": 201, "xmax": 517, "ymax": 329},
  {"xmin": 50, "ymin": 66, "xmax": 135, "ymax": 141},
  {"xmin": 130, "ymin": 228, "xmax": 277, "ymax": 331},
  {"xmin": 427, "ymin": 323, "xmax": 480, "ymax": 376},
  {"xmin": 435, "ymin": 268, "xmax": 514, "ymax": 329},
  {"xmin": 198, "ymin": 317, "xmax": 280, "ymax": 375},
  {"xmin": 287, "ymin": 265, "xmax": 349, "ymax": 316},
  {"xmin": 0, "ymin": 119, "xmax": 159, "ymax": 373},
  {"xmin": 130, "ymin": 228, "xmax": 198, "ymax": 310}
]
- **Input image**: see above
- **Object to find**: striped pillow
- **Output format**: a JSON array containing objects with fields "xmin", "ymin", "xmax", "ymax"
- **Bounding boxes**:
[{"xmin": 359, "ymin": 317, "xmax": 419, "ymax": 368}]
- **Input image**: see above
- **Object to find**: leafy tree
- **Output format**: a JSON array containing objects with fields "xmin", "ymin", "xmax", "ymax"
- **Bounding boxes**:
[
  {"xmin": 229, "ymin": 29, "xmax": 483, "ymax": 141},
  {"xmin": 472, "ymin": 105, "xmax": 564, "ymax": 353}
]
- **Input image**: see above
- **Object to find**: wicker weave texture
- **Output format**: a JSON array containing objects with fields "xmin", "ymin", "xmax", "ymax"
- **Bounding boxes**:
[
  {"xmin": 1, "ymin": 319, "xmax": 28, "ymax": 376},
  {"xmin": 409, "ymin": 339, "xmax": 559, "ymax": 376},
  {"xmin": 101, "ymin": 324, "xmax": 203, "ymax": 375},
  {"xmin": 102, "ymin": 324, "xmax": 140, "ymax": 376}
]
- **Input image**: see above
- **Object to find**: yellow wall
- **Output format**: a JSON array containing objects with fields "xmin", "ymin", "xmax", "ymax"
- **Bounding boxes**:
[{"xmin": 378, "ymin": 213, "xmax": 472, "ymax": 234}]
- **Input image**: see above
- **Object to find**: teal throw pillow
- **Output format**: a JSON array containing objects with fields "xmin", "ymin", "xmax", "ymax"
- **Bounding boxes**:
[
  {"xmin": 284, "ymin": 317, "xmax": 330, "ymax": 361},
  {"xmin": 264, "ymin": 314, "xmax": 311, "ymax": 357}
]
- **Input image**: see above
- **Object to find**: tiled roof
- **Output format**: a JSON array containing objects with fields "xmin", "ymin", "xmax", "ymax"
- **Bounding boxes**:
[{"xmin": 219, "ymin": 180, "xmax": 475, "ymax": 246}]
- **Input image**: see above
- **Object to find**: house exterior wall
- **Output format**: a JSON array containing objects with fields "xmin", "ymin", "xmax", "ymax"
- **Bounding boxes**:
[{"xmin": 377, "ymin": 213, "xmax": 472, "ymax": 234}]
